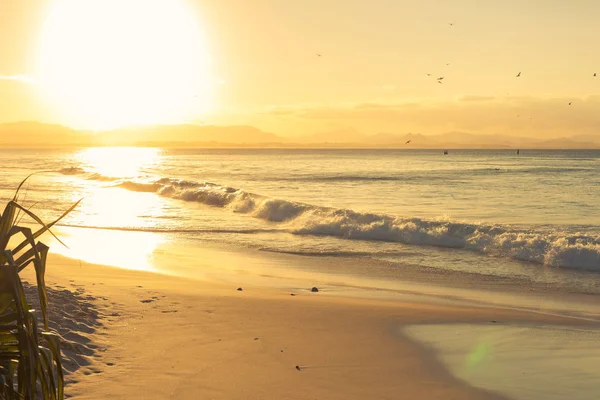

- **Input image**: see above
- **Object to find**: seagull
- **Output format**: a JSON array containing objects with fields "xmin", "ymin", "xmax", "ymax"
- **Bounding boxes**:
[
  {"xmin": 405, "ymin": 140, "xmax": 411, "ymax": 144},
  {"xmin": 438, "ymin": 80, "xmax": 443, "ymax": 84},
  {"xmin": 516, "ymin": 72, "xmax": 521, "ymax": 78}
]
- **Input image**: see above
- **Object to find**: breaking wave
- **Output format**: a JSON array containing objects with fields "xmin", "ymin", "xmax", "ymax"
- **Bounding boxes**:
[
  {"xmin": 59, "ymin": 167, "xmax": 85, "ymax": 175},
  {"xmin": 82, "ymin": 175, "xmax": 600, "ymax": 273},
  {"xmin": 57, "ymin": 223, "xmax": 282, "ymax": 235},
  {"xmin": 59, "ymin": 168, "xmax": 128, "ymax": 182}
]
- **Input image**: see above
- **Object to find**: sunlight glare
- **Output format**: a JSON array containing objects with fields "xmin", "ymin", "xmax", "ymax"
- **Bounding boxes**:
[
  {"xmin": 49, "ymin": 226, "xmax": 163, "ymax": 272},
  {"xmin": 37, "ymin": 0, "xmax": 214, "ymax": 130},
  {"xmin": 73, "ymin": 187, "xmax": 165, "ymax": 228},
  {"xmin": 76, "ymin": 147, "xmax": 160, "ymax": 178}
]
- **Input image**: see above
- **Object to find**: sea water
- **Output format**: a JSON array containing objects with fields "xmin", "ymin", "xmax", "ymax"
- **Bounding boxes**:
[
  {"xmin": 404, "ymin": 323, "xmax": 600, "ymax": 400},
  {"xmin": 2, "ymin": 147, "xmax": 600, "ymax": 293}
]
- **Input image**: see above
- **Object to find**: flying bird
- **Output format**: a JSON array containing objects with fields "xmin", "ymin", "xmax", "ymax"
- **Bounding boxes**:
[
  {"xmin": 437, "ymin": 77, "xmax": 444, "ymax": 80},
  {"xmin": 516, "ymin": 72, "xmax": 521, "ymax": 78},
  {"xmin": 438, "ymin": 80, "xmax": 443, "ymax": 84},
  {"xmin": 405, "ymin": 140, "xmax": 411, "ymax": 144}
]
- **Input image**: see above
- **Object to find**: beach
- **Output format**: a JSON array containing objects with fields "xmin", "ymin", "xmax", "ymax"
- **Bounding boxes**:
[
  {"xmin": 4, "ymin": 2, "xmax": 600, "ymax": 397},
  {"xmin": 4, "ymin": 147, "xmax": 600, "ymax": 398},
  {"xmin": 22, "ymin": 242, "xmax": 600, "ymax": 400}
]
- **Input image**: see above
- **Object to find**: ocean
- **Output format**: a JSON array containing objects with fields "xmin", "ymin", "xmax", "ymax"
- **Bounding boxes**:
[{"xmin": 3, "ymin": 147, "xmax": 600, "ymax": 294}]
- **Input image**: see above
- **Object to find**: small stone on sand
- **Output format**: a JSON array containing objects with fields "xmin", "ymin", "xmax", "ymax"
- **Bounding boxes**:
[
  {"xmin": 311, "ymin": 287, "xmax": 319, "ymax": 293},
  {"xmin": 237, "ymin": 287, "xmax": 243, "ymax": 291},
  {"xmin": 295, "ymin": 365, "xmax": 301, "ymax": 371}
]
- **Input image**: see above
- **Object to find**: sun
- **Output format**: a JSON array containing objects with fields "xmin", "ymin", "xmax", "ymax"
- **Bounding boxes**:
[{"xmin": 37, "ymin": 0, "xmax": 213, "ymax": 130}]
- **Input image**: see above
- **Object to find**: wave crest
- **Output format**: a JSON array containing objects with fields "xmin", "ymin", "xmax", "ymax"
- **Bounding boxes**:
[
  {"xmin": 82, "ymin": 174, "xmax": 600, "ymax": 272},
  {"xmin": 59, "ymin": 166, "xmax": 85, "ymax": 175}
]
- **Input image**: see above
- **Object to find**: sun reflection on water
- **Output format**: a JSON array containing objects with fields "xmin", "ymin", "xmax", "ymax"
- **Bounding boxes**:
[
  {"xmin": 75, "ymin": 147, "xmax": 161, "ymax": 178},
  {"xmin": 49, "ymin": 226, "xmax": 164, "ymax": 272},
  {"xmin": 73, "ymin": 187, "xmax": 164, "ymax": 228},
  {"xmin": 54, "ymin": 147, "xmax": 168, "ymax": 271}
]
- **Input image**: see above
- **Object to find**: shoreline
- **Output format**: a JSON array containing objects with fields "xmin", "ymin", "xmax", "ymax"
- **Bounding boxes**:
[
  {"xmin": 44, "ymin": 226, "xmax": 600, "ymax": 322},
  {"xmin": 21, "ymin": 245, "xmax": 600, "ymax": 399}
]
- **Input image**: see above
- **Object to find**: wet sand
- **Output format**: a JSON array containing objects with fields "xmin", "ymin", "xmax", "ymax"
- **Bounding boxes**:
[{"xmin": 20, "ymin": 247, "xmax": 599, "ymax": 400}]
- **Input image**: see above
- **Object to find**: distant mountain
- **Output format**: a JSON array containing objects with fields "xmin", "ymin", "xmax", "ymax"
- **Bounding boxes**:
[
  {"xmin": 96, "ymin": 125, "xmax": 282, "ymax": 146},
  {"xmin": 368, "ymin": 132, "xmax": 416, "ymax": 145},
  {"xmin": 429, "ymin": 131, "xmax": 538, "ymax": 147},
  {"xmin": 536, "ymin": 137, "xmax": 599, "ymax": 149},
  {"xmin": 356, "ymin": 131, "xmax": 591, "ymax": 149},
  {"xmin": 569, "ymin": 133, "xmax": 600, "ymax": 143},
  {"xmin": 0, "ymin": 122, "xmax": 283, "ymax": 147},
  {"xmin": 0, "ymin": 121, "xmax": 598, "ymax": 149},
  {"xmin": 291, "ymin": 128, "xmax": 366, "ymax": 144},
  {"xmin": 0, "ymin": 122, "xmax": 84, "ymax": 147}
]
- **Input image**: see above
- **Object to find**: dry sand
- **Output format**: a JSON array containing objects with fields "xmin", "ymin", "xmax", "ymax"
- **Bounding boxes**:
[{"xmin": 20, "ymin": 252, "xmax": 595, "ymax": 400}]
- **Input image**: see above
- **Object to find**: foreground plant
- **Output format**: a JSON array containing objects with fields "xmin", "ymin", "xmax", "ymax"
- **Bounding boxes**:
[{"xmin": 0, "ymin": 176, "xmax": 80, "ymax": 399}]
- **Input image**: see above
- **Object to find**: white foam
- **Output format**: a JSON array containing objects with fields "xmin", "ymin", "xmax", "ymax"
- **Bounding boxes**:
[{"xmin": 96, "ymin": 175, "xmax": 600, "ymax": 272}]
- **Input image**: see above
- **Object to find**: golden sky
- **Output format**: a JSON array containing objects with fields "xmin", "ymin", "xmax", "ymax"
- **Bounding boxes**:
[{"xmin": 1, "ymin": 0, "xmax": 600, "ymax": 137}]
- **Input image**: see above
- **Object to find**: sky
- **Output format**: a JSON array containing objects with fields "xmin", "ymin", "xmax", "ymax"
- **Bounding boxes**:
[{"xmin": 1, "ymin": 0, "xmax": 600, "ymax": 138}]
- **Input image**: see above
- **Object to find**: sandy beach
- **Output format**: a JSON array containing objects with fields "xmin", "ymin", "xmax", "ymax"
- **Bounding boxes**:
[{"xmin": 20, "ymin": 245, "xmax": 599, "ymax": 400}]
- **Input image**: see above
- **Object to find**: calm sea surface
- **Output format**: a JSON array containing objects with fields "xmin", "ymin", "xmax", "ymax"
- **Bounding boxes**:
[{"xmin": 2, "ymin": 148, "xmax": 600, "ymax": 292}]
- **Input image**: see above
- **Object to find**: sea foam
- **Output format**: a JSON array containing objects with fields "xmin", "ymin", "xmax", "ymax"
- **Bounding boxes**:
[
  {"xmin": 119, "ymin": 176, "xmax": 600, "ymax": 272},
  {"xmin": 59, "ymin": 169, "xmax": 600, "ymax": 272}
]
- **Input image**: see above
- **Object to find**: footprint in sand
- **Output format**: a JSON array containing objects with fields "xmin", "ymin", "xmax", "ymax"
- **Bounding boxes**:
[{"xmin": 140, "ymin": 299, "xmax": 155, "ymax": 304}]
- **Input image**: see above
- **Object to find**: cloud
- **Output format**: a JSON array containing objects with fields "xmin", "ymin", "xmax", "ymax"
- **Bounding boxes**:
[
  {"xmin": 0, "ymin": 74, "xmax": 36, "ymax": 84},
  {"xmin": 256, "ymin": 95, "xmax": 600, "ymax": 138},
  {"xmin": 259, "ymin": 106, "xmax": 298, "ymax": 116}
]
